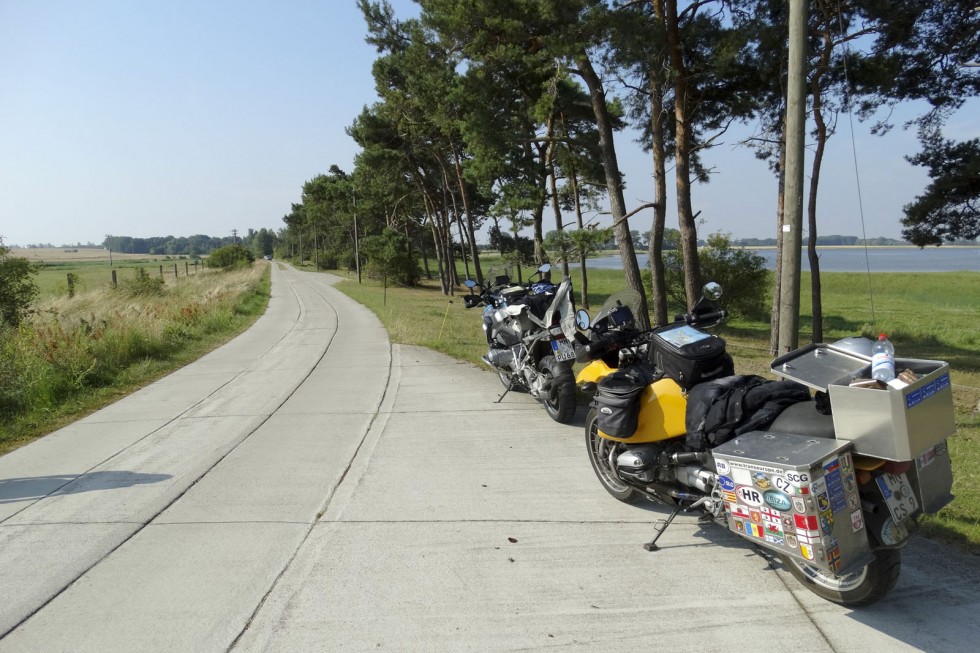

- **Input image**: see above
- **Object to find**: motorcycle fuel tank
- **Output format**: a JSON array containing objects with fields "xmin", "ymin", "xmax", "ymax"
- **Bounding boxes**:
[{"xmin": 712, "ymin": 431, "xmax": 873, "ymax": 576}]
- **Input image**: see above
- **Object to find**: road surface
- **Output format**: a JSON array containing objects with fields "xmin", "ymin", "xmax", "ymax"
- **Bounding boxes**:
[{"xmin": 1, "ymin": 263, "xmax": 977, "ymax": 651}]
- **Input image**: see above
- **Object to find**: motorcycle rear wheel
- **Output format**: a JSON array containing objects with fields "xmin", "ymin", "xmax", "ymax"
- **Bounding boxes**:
[
  {"xmin": 777, "ymin": 548, "xmax": 901, "ymax": 606},
  {"xmin": 538, "ymin": 355, "xmax": 576, "ymax": 423},
  {"xmin": 585, "ymin": 408, "xmax": 643, "ymax": 504}
]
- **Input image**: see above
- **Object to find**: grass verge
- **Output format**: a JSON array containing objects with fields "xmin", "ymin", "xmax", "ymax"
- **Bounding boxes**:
[{"xmin": 0, "ymin": 262, "xmax": 271, "ymax": 456}]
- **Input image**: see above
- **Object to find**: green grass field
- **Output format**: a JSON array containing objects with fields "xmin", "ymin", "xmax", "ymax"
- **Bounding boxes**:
[{"xmin": 329, "ymin": 262, "xmax": 980, "ymax": 553}]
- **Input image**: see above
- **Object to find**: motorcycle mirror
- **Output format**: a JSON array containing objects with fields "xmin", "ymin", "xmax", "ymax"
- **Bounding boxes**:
[
  {"xmin": 575, "ymin": 309, "xmax": 591, "ymax": 331},
  {"xmin": 538, "ymin": 263, "xmax": 551, "ymax": 274},
  {"xmin": 703, "ymin": 281, "xmax": 723, "ymax": 300},
  {"xmin": 464, "ymin": 279, "xmax": 478, "ymax": 290}
]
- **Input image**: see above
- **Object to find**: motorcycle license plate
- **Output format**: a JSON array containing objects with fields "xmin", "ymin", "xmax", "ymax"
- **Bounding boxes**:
[
  {"xmin": 551, "ymin": 339, "xmax": 576, "ymax": 362},
  {"xmin": 876, "ymin": 472, "xmax": 919, "ymax": 524}
]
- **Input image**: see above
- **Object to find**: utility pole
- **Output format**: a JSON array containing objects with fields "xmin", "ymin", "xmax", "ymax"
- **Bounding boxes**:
[
  {"xmin": 777, "ymin": 0, "xmax": 807, "ymax": 354},
  {"xmin": 106, "ymin": 234, "xmax": 113, "ymax": 267},
  {"xmin": 353, "ymin": 189, "xmax": 361, "ymax": 284}
]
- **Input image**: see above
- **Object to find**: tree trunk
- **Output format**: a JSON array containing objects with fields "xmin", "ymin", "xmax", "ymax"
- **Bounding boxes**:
[
  {"xmin": 808, "ymin": 38, "xmax": 832, "ymax": 344},
  {"xmin": 666, "ymin": 0, "xmax": 702, "ymax": 310},
  {"xmin": 647, "ymin": 21, "xmax": 669, "ymax": 326},
  {"xmin": 569, "ymin": 167, "xmax": 590, "ymax": 310},
  {"xmin": 451, "ymin": 147, "xmax": 484, "ymax": 285},
  {"xmin": 576, "ymin": 53, "xmax": 650, "ymax": 329},
  {"xmin": 545, "ymin": 116, "xmax": 570, "ymax": 278},
  {"xmin": 769, "ymin": 121, "xmax": 787, "ymax": 355}
]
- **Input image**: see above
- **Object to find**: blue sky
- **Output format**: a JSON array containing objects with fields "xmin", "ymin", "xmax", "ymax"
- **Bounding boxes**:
[{"xmin": 1, "ymin": 0, "xmax": 976, "ymax": 247}]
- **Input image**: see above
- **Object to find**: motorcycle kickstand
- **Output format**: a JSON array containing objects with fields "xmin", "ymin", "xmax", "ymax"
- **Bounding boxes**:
[
  {"xmin": 643, "ymin": 504, "xmax": 683, "ymax": 552},
  {"xmin": 495, "ymin": 380, "xmax": 513, "ymax": 404}
]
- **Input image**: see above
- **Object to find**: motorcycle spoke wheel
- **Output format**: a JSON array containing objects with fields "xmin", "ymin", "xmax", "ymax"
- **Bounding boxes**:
[
  {"xmin": 777, "ymin": 548, "xmax": 901, "ymax": 607},
  {"xmin": 538, "ymin": 355, "xmax": 576, "ymax": 423},
  {"xmin": 585, "ymin": 408, "xmax": 642, "ymax": 504}
]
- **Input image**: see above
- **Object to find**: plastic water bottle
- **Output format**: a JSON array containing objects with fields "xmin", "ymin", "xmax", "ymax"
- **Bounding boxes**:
[{"xmin": 871, "ymin": 334, "xmax": 896, "ymax": 382}]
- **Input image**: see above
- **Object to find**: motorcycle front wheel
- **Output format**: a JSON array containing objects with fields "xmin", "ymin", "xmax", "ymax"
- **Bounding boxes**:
[
  {"xmin": 777, "ymin": 548, "xmax": 901, "ymax": 606},
  {"xmin": 538, "ymin": 355, "xmax": 576, "ymax": 423},
  {"xmin": 585, "ymin": 408, "xmax": 643, "ymax": 504}
]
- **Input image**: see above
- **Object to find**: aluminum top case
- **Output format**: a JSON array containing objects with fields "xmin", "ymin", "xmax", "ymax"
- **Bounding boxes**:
[
  {"xmin": 771, "ymin": 344, "xmax": 955, "ymax": 460},
  {"xmin": 713, "ymin": 431, "xmax": 872, "ymax": 576}
]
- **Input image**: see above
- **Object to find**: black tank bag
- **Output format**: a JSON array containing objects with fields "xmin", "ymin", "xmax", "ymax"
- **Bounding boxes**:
[{"xmin": 649, "ymin": 324, "xmax": 733, "ymax": 390}]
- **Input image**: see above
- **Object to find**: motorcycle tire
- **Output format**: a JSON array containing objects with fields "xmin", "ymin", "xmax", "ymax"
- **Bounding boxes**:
[
  {"xmin": 585, "ymin": 407, "xmax": 643, "ymax": 504},
  {"xmin": 777, "ymin": 548, "xmax": 901, "ymax": 607},
  {"xmin": 538, "ymin": 355, "xmax": 576, "ymax": 423}
]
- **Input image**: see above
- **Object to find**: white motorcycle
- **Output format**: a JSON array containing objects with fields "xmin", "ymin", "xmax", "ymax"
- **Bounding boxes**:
[{"xmin": 464, "ymin": 264, "xmax": 579, "ymax": 423}]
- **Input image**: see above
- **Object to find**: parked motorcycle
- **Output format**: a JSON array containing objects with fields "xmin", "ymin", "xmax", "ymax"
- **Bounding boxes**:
[
  {"xmin": 463, "ymin": 264, "xmax": 578, "ymax": 423},
  {"xmin": 574, "ymin": 283, "xmax": 955, "ymax": 606}
]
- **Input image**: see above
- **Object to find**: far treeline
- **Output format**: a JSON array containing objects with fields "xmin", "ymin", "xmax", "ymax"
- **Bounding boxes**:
[
  {"xmin": 273, "ymin": 0, "xmax": 977, "ymax": 347},
  {"xmin": 20, "ymin": 231, "xmax": 280, "ymax": 258}
]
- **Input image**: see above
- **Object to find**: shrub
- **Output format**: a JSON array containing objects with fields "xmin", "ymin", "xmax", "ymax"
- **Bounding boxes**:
[
  {"xmin": 656, "ymin": 232, "xmax": 770, "ymax": 319},
  {"xmin": 0, "ymin": 241, "xmax": 41, "ymax": 327},
  {"xmin": 359, "ymin": 228, "xmax": 420, "ymax": 286},
  {"xmin": 208, "ymin": 244, "xmax": 255, "ymax": 269},
  {"xmin": 119, "ymin": 267, "xmax": 165, "ymax": 297}
]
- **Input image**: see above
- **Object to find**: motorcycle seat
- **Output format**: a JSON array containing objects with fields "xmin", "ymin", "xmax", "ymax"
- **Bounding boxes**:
[{"xmin": 768, "ymin": 400, "xmax": 835, "ymax": 439}]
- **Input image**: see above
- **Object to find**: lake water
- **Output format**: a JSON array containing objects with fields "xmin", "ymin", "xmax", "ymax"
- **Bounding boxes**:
[{"xmin": 584, "ymin": 247, "xmax": 980, "ymax": 273}]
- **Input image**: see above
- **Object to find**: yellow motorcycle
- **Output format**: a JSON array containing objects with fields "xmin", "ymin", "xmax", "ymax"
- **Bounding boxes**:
[{"xmin": 573, "ymin": 283, "xmax": 955, "ymax": 606}]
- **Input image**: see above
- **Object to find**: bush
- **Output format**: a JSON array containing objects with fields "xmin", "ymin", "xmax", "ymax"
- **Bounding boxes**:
[
  {"xmin": 208, "ymin": 244, "xmax": 255, "ymax": 269},
  {"xmin": 0, "ymin": 241, "xmax": 41, "ymax": 327},
  {"xmin": 119, "ymin": 267, "xmax": 166, "ymax": 297},
  {"xmin": 359, "ymin": 228, "xmax": 420, "ymax": 286},
  {"xmin": 657, "ymin": 232, "xmax": 769, "ymax": 319}
]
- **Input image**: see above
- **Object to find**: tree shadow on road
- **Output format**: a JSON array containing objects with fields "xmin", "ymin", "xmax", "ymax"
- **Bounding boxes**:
[{"xmin": 0, "ymin": 471, "xmax": 172, "ymax": 504}]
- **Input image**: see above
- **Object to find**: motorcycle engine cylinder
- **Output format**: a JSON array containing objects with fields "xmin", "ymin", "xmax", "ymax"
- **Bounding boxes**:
[
  {"xmin": 616, "ymin": 445, "xmax": 662, "ymax": 483},
  {"xmin": 485, "ymin": 347, "xmax": 515, "ymax": 369}
]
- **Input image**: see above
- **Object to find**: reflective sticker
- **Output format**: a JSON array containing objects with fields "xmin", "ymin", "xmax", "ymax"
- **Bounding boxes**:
[
  {"xmin": 820, "ymin": 510, "xmax": 835, "ymax": 535},
  {"xmin": 827, "ymin": 545, "xmax": 842, "ymax": 572},
  {"xmin": 794, "ymin": 514, "xmax": 818, "ymax": 531},
  {"xmin": 718, "ymin": 475, "xmax": 736, "ymax": 492},
  {"xmin": 785, "ymin": 471, "xmax": 810, "ymax": 484},
  {"xmin": 764, "ymin": 490, "xmax": 793, "ymax": 512},
  {"xmin": 736, "ymin": 485, "xmax": 765, "ymax": 508},
  {"xmin": 731, "ymin": 504, "xmax": 752, "ymax": 519},
  {"xmin": 732, "ymin": 468, "xmax": 752, "ymax": 486},
  {"xmin": 851, "ymin": 510, "xmax": 864, "ymax": 533},
  {"xmin": 772, "ymin": 475, "xmax": 793, "ymax": 494}
]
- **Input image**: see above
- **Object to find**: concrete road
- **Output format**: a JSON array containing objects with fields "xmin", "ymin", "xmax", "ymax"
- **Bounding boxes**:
[{"xmin": 1, "ymin": 264, "xmax": 977, "ymax": 652}]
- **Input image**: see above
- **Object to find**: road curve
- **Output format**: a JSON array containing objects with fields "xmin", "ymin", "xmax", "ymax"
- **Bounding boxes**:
[{"xmin": 0, "ymin": 264, "xmax": 978, "ymax": 651}]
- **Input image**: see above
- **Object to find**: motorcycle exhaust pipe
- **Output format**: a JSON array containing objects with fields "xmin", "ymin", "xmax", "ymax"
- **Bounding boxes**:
[{"xmin": 675, "ymin": 465, "xmax": 715, "ymax": 493}]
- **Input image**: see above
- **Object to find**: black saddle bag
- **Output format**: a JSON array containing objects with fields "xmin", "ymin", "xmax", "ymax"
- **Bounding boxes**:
[{"xmin": 592, "ymin": 366, "xmax": 656, "ymax": 438}]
